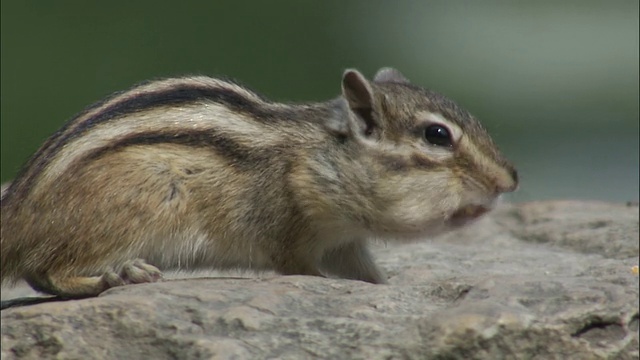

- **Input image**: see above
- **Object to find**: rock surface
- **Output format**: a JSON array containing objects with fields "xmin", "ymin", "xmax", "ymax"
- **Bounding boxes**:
[{"xmin": 1, "ymin": 201, "xmax": 638, "ymax": 359}]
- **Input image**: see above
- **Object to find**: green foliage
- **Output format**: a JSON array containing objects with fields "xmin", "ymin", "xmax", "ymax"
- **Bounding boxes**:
[{"xmin": 1, "ymin": 1, "xmax": 638, "ymax": 201}]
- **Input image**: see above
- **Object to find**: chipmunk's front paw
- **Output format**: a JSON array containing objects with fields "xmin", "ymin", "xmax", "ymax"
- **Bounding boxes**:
[{"xmin": 102, "ymin": 259, "xmax": 163, "ymax": 289}]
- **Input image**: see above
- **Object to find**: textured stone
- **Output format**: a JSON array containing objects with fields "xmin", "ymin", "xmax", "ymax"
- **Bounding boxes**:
[{"xmin": 1, "ymin": 201, "xmax": 638, "ymax": 359}]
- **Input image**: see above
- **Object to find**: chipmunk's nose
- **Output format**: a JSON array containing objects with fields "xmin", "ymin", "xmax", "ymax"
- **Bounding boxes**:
[{"xmin": 495, "ymin": 166, "xmax": 519, "ymax": 193}]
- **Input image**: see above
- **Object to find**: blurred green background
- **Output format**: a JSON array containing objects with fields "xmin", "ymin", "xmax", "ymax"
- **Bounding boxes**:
[{"xmin": 1, "ymin": 1, "xmax": 638, "ymax": 202}]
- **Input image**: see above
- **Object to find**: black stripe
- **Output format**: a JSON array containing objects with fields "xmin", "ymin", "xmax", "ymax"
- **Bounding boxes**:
[
  {"xmin": 4, "ymin": 80, "xmax": 280, "ymax": 203},
  {"xmin": 1, "ymin": 88, "xmax": 127, "ymax": 204},
  {"xmin": 70, "ymin": 83, "xmax": 274, "ymax": 146},
  {"xmin": 79, "ymin": 129, "xmax": 272, "ymax": 170}
]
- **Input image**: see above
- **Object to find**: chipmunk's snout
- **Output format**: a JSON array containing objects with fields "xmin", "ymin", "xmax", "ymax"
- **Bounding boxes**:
[{"xmin": 494, "ymin": 165, "xmax": 519, "ymax": 194}]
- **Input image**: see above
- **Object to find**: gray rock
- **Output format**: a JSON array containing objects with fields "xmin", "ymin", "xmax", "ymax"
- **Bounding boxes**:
[{"xmin": 1, "ymin": 201, "xmax": 638, "ymax": 359}]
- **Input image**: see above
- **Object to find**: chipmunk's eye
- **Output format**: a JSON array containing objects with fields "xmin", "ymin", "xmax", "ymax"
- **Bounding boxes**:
[{"xmin": 424, "ymin": 124, "xmax": 453, "ymax": 147}]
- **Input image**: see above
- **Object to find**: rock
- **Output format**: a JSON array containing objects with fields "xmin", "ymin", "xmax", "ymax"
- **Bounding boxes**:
[{"xmin": 1, "ymin": 201, "xmax": 638, "ymax": 359}]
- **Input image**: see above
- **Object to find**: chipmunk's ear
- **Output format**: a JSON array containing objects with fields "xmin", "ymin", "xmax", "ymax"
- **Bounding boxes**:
[
  {"xmin": 373, "ymin": 67, "xmax": 410, "ymax": 84},
  {"xmin": 341, "ymin": 69, "xmax": 377, "ymax": 136}
]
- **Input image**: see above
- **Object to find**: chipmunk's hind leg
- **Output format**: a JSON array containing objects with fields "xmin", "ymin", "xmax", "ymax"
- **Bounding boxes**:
[
  {"xmin": 24, "ymin": 259, "xmax": 163, "ymax": 298},
  {"xmin": 25, "ymin": 272, "xmax": 115, "ymax": 298}
]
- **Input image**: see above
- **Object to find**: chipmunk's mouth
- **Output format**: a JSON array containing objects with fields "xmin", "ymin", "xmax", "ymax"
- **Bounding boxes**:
[{"xmin": 448, "ymin": 204, "xmax": 492, "ymax": 227}]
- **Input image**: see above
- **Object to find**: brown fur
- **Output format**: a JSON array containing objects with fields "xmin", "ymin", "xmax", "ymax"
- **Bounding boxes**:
[{"xmin": 1, "ymin": 68, "xmax": 518, "ymax": 298}]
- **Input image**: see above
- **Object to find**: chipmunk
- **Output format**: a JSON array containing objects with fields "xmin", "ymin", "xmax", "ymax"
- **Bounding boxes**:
[{"xmin": 0, "ymin": 67, "xmax": 518, "ymax": 300}]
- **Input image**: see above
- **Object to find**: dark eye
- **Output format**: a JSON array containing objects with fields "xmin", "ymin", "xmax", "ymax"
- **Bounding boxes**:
[{"xmin": 424, "ymin": 124, "xmax": 453, "ymax": 147}]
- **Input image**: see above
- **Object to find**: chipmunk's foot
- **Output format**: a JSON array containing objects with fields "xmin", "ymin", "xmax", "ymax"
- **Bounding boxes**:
[{"xmin": 102, "ymin": 259, "xmax": 163, "ymax": 288}]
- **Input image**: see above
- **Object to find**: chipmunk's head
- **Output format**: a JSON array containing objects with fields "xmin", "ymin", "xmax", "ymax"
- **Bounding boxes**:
[{"xmin": 331, "ymin": 67, "xmax": 518, "ymax": 239}]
